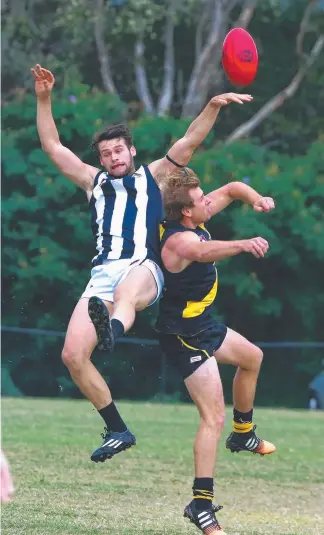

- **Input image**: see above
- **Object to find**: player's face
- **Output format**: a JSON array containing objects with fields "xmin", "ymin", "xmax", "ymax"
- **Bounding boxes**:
[
  {"xmin": 98, "ymin": 138, "xmax": 136, "ymax": 177},
  {"xmin": 188, "ymin": 187, "xmax": 212, "ymax": 224}
]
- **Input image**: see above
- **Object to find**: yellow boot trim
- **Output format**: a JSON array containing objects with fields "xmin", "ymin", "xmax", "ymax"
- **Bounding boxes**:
[
  {"xmin": 232, "ymin": 420, "xmax": 253, "ymax": 433},
  {"xmin": 192, "ymin": 495, "xmax": 213, "ymax": 501}
]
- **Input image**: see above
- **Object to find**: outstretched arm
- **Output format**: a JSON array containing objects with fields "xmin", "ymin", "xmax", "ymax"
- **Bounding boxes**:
[
  {"xmin": 206, "ymin": 182, "xmax": 275, "ymax": 216},
  {"xmin": 149, "ymin": 93, "xmax": 253, "ymax": 182},
  {"xmin": 31, "ymin": 65, "xmax": 99, "ymax": 194},
  {"xmin": 162, "ymin": 231, "xmax": 269, "ymax": 272}
]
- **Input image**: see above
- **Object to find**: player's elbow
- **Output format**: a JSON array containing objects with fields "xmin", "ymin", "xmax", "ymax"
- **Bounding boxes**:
[
  {"xmin": 188, "ymin": 246, "xmax": 204, "ymax": 262},
  {"xmin": 41, "ymin": 140, "xmax": 58, "ymax": 155},
  {"xmin": 41, "ymin": 143, "xmax": 52, "ymax": 155},
  {"xmin": 227, "ymin": 181, "xmax": 244, "ymax": 199},
  {"xmin": 178, "ymin": 243, "xmax": 202, "ymax": 262}
]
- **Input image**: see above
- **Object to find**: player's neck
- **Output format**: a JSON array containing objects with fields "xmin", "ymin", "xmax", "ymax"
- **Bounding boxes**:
[{"xmin": 180, "ymin": 217, "xmax": 198, "ymax": 230}]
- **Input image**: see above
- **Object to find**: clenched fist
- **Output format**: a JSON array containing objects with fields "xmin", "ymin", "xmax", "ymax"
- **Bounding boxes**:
[
  {"xmin": 253, "ymin": 197, "xmax": 275, "ymax": 213},
  {"xmin": 240, "ymin": 237, "xmax": 269, "ymax": 258}
]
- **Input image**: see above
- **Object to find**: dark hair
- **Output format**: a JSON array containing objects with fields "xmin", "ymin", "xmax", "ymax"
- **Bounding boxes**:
[
  {"xmin": 162, "ymin": 168, "xmax": 200, "ymax": 221},
  {"xmin": 91, "ymin": 124, "xmax": 133, "ymax": 154}
]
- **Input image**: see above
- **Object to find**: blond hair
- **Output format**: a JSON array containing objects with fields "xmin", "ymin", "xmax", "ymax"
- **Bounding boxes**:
[{"xmin": 161, "ymin": 168, "xmax": 200, "ymax": 221}]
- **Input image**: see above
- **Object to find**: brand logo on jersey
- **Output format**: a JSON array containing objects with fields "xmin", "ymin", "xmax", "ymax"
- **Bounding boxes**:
[
  {"xmin": 200, "ymin": 235, "xmax": 207, "ymax": 242},
  {"xmin": 190, "ymin": 355, "xmax": 202, "ymax": 363}
]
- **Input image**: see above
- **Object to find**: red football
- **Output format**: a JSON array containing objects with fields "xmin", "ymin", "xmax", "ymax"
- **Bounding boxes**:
[{"xmin": 222, "ymin": 28, "xmax": 258, "ymax": 86}]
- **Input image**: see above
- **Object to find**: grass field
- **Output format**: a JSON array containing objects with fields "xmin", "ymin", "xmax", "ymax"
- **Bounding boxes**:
[{"xmin": 1, "ymin": 398, "xmax": 324, "ymax": 535}]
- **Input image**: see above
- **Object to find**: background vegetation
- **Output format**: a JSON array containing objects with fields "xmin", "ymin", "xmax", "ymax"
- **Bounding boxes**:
[{"xmin": 2, "ymin": 0, "xmax": 324, "ymax": 406}]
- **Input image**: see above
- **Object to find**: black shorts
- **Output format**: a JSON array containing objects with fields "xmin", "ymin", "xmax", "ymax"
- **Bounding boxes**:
[{"xmin": 158, "ymin": 322, "xmax": 227, "ymax": 380}]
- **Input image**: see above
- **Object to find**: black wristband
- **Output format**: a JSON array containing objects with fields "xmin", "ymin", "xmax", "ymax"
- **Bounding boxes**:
[{"xmin": 165, "ymin": 154, "xmax": 184, "ymax": 168}]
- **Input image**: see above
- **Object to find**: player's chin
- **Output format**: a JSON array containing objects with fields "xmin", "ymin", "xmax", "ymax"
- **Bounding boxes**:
[{"xmin": 110, "ymin": 164, "xmax": 128, "ymax": 177}]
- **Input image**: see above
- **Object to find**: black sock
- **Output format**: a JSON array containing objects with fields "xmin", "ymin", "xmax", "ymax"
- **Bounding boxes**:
[
  {"xmin": 192, "ymin": 477, "xmax": 214, "ymax": 510},
  {"xmin": 111, "ymin": 319, "xmax": 125, "ymax": 339},
  {"xmin": 98, "ymin": 402, "xmax": 127, "ymax": 433},
  {"xmin": 233, "ymin": 408, "xmax": 253, "ymax": 436}
]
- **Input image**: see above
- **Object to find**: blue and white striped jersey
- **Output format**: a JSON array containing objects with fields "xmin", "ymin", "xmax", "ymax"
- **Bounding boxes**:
[{"xmin": 89, "ymin": 165, "xmax": 163, "ymax": 267}]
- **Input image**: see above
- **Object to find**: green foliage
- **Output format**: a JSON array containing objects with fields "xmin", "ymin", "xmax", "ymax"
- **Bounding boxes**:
[
  {"xmin": 193, "ymin": 141, "xmax": 324, "ymax": 342},
  {"xmin": 2, "ymin": 86, "xmax": 125, "ymax": 331},
  {"xmin": 2, "ymin": 89, "xmax": 323, "ymax": 403},
  {"xmin": 2, "ymin": 0, "xmax": 324, "ymax": 154}
]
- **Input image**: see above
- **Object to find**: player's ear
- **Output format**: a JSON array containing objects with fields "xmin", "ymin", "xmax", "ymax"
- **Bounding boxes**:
[
  {"xmin": 130, "ymin": 146, "xmax": 136, "ymax": 157},
  {"xmin": 182, "ymin": 206, "xmax": 192, "ymax": 218}
]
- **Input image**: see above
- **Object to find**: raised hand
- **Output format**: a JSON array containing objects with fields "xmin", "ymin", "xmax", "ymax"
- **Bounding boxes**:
[
  {"xmin": 240, "ymin": 237, "xmax": 269, "ymax": 258},
  {"xmin": 253, "ymin": 197, "xmax": 275, "ymax": 213},
  {"xmin": 30, "ymin": 64, "xmax": 55, "ymax": 99},
  {"xmin": 210, "ymin": 92, "xmax": 253, "ymax": 107}
]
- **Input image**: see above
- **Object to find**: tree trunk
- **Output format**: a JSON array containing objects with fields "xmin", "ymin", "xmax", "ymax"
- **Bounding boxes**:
[
  {"xmin": 234, "ymin": 0, "xmax": 257, "ymax": 29},
  {"xmin": 206, "ymin": 0, "xmax": 257, "ymax": 103},
  {"xmin": 195, "ymin": 8, "xmax": 209, "ymax": 62},
  {"xmin": 296, "ymin": 0, "xmax": 317, "ymax": 60},
  {"xmin": 181, "ymin": 0, "xmax": 224, "ymax": 117},
  {"xmin": 93, "ymin": 0, "xmax": 117, "ymax": 94},
  {"xmin": 225, "ymin": 35, "xmax": 324, "ymax": 144},
  {"xmin": 134, "ymin": 37, "xmax": 155, "ymax": 114},
  {"xmin": 181, "ymin": 0, "xmax": 256, "ymax": 118},
  {"xmin": 157, "ymin": 1, "xmax": 175, "ymax": 116}
]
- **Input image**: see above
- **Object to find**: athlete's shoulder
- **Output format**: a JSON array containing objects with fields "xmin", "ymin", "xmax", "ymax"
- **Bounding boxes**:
[
  {"xmin": 133, "ymin": 165, "xmax": 145, "ymax": 175},
  {"xmin": 134, "ymin": 164, "xmax": 156, "ymax": 181},
  {"xmin": 93, "ymin": 169, "xmax": 109, "ymax": 187},
  {"xmin": 160, "ymin": 220, "xmax": 185, "ymax": 234},
  {"xmin": 160, "ymin": 221, "xmax": 199, "ymax": 246}
]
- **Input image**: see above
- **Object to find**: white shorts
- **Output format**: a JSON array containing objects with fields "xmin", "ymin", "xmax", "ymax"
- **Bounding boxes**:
[{"xmin": 81, "ymin": 258, "xmax": 164, "ymax": 305}]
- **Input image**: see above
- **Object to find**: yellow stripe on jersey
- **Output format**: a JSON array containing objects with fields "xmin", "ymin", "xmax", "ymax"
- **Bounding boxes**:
[
  {"xmin": 198, "ymin": 224, "xmax": 211, "ymax": 239},
  {"xmin": 182, "ymin": 276, "xmax": 218, "ymax": 318},
  {"xmin": 159, "ymin": 224, "xmax": 166, "ymax": 240}
]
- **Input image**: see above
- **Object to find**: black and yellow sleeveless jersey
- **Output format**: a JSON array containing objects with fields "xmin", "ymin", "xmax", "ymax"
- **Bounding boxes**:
[{"xmin": 156, "ymin": 221, "xmax": 218, "ymax": 336}]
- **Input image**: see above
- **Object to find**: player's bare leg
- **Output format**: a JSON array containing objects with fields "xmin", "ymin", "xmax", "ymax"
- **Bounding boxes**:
[
  {"xmin": 88, "ymin": 265, "xmax": 157, "ymax": 352},
  {"xmin": 215, "ymin": 328, "xmax": 276, "ymax": 456},
  {"xmin": 183, "ymin": 358, "xmax": 227, "ymax": 534},
  {"xmin": 62, "ymin": 298, "xmax": 135, "ymax": 462},
  {"xmin": 62, "ymin": 298, "xmax": 114, "ymax": 406}
]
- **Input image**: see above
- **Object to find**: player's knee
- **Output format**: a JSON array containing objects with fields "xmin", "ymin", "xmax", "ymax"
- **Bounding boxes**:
[
  {"xmin": 251, "ymin": 345, "xmax": 263, "ymax": 371},
  {"xmin": 61, "ymin": 345, "xmax": 84, "ymax": 373},
  {"xmin": 202, "ymin": 402, "xmax": 225, "ymax": 431},
  {"xmin": 114, "ymin": 286, "xmax": 137, "ymax": 307}
]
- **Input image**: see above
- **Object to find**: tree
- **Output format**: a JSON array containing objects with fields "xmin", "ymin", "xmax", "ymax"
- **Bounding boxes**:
[
  {"xmin": 225, "ymin": 0, "xmax": 324, "ymax": 143},
  {"xmin": 2, "ymin": 0, "xmax": 324, "ymax": 153},
  {"xmin": 182, "ymin": 0, "xmax": 257, "ymax": 117}
]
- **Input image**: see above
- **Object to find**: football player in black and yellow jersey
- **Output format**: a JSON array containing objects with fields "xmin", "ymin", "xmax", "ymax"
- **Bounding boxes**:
[{"xmin": 156, "ymin": 168, "xmax": 276, "ymax": 535}]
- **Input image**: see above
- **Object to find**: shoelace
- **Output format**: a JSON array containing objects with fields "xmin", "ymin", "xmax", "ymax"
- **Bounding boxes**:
[
  {"xmin": 212, "ymin": 505, "xmax": 223, "ymax": 514},
  {"xmin": 211, "ymin": 504, "xmax": 223, "ymax": 527},
  {"xmin": 101, "ymin": 427, "xmax": 111, "ymax": 441}
]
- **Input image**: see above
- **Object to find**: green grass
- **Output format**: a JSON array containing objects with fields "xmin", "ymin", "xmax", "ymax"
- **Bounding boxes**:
[{"xmin": 1, "ymin": 398, "xmax": 324, "ymax": 535}]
